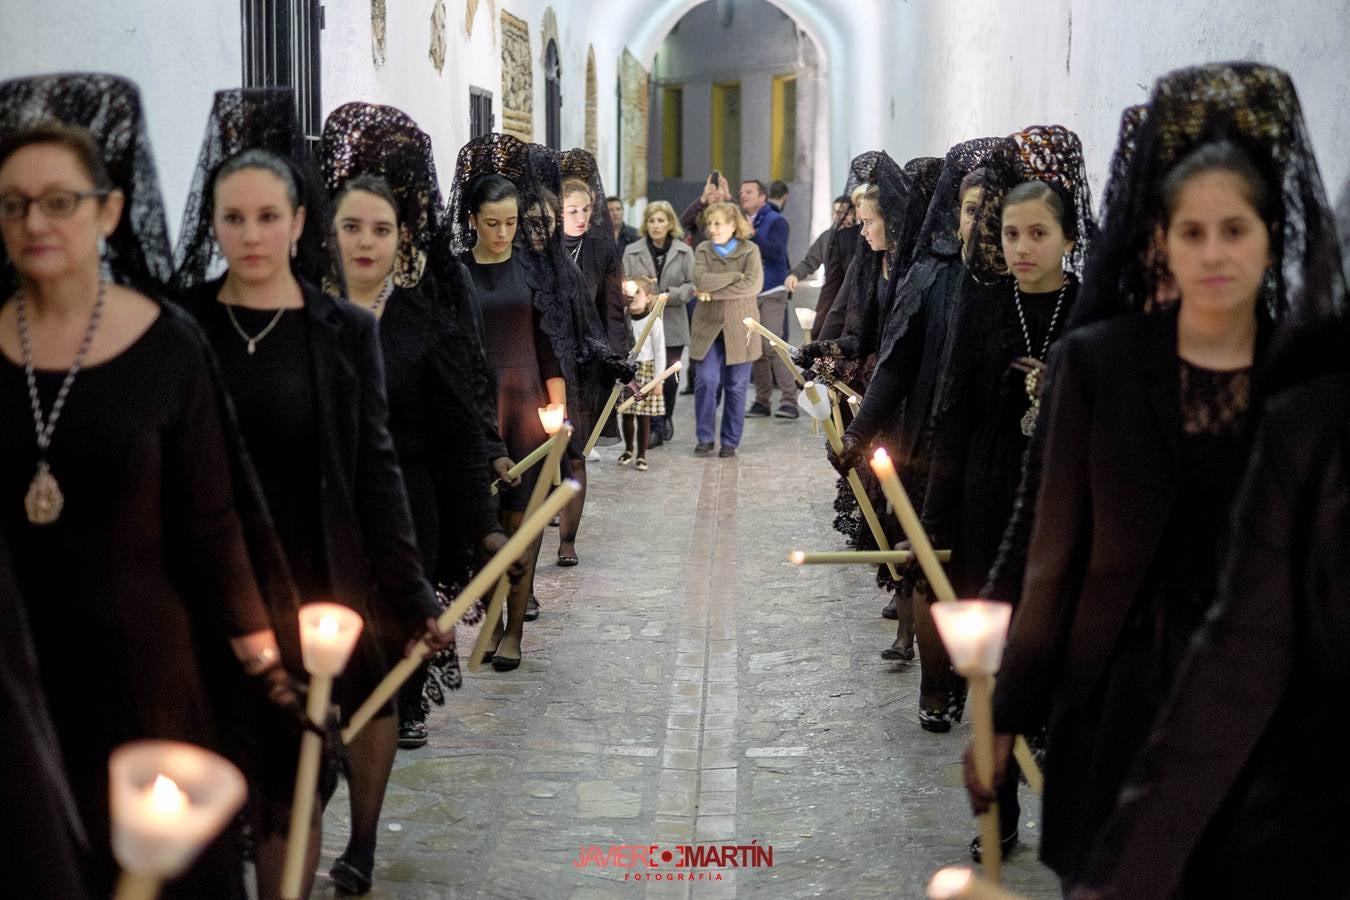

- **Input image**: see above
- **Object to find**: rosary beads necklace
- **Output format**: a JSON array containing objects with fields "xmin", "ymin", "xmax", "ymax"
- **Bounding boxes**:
[
  {"xmin": 366, "ymin": 276, "xmax": 395, "ymax": 318},
  {"xmin": 1013, "ymin": 276, "xmax": 1068, "ymax": 436},
  {"xmin": 18, "ymin": 280, "xmax": 108, "ymax": 525}
]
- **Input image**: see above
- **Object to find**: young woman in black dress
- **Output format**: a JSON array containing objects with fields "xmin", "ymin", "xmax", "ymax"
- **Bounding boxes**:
[
  {"xmin": 172, "ymin": 89, "xmax": 452, "ymax": 898},
  {"xmin": 458, "ymin": 173, "xmax": 567, "ymax": 670},
  {"xmin": 0, "ymin": 76, "xmax": 293, "ymax": 898}
]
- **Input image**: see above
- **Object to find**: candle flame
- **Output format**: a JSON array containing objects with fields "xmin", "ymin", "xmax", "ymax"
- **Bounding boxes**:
[
  {"xmin": 623, "ymin": 280, "xmax": 638, "ymax": 295},
  {"xmin": 149, "ymin": 774, "xmax": 187, "ymax": 814},
  {"xmin": 872, "ymin": 447, "xmax": 890, "ymax": 463},
  {"xmin": 789, "ymin": 551, "xmax": 806, "ymax": 565},
  {"xmin": 926, "ymin": 866, "xmax": 974, "ymax": 899},
  {"xmin": 318, "ymin": 614, "xmax": 340, "ymax": 639}
]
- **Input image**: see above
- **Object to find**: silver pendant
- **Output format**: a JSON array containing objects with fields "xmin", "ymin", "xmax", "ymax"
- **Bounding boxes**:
[
  {"xmin": 25, "ymin": 460, "xmax": 63, "ymax": 525},
  {"xmin": 1020, "ymin": 368, "xmax": 1041, "ymax": 437},
  {"xmin": 247, "ymin": 339, "xmax": 256, "ymax": 355},
  {"xmin": 1020, "ymin": 400, "xmax": 1039, "ymax": 437}
]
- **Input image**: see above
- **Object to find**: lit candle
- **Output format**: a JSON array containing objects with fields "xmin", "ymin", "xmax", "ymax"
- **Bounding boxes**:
[
  {"xmin": 538, "ymin": 403, "xmax": 566, "ymax": 435},
  {"xmin": 623, "ymin": 279, "xmax": 638, "ymax": 296},
  {"xmin": 111, "ymin": 740, "xmax": 246, "ymax": 899},
  {"xmin": 927, "ymin": 866, "xmax": 1026, "ymax": 899},
  {"xmin": 297, "ymin": 603, "xmax": 364, "ymax": 679}
]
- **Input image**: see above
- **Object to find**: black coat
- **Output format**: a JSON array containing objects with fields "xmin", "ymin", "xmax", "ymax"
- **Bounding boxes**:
[
  {"xmin": 0, "ymin": 532, "xmax": 88, "ymax": 899},
  {"xmin": 992, "ymin": 307, "xmax": 1251, "ymax": 879},
  {"xmin": 1080, "ymin": 369, "xmax": 1350, "ymax": 898},
  {"xmin": 576, "ymin": 233, "xmax": 629, "ymax": 356},
  {"xmin": 183, "ymin": 281, "xmax": 440, "ymax": 657}
]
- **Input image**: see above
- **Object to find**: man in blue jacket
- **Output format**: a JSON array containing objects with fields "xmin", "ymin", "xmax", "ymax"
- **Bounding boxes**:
[{"xmin": 740, "ymin": 179, "xmax": 798, "ymax": 417}]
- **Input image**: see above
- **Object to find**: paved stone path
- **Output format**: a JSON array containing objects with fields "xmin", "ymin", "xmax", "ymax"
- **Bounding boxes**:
[{"xmin": 317, "ymin": 364, "xmax": 1060, "ymax": 898}]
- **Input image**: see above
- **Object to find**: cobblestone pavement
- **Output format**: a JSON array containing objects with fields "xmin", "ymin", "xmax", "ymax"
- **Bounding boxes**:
[{"xmin": 317, "ymin": 364, "xmax": 1060, "ymax": 899}]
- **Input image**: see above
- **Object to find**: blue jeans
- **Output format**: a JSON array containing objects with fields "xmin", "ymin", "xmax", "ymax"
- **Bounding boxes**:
[{"xmin": 695, "ymin": 333, "xmax": 751, "ymax": 448}]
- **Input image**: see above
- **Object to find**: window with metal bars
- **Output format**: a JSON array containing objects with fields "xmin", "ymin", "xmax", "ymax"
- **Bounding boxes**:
[
  {"xmin": 470, "ymin": 87, "xmax": 494, "ymax": 138},
  {"xmin": 544, "ymin": 40, "xmax": 562, "ymax": 150},
  {"xmin": 240, "ymin": 0, "xmax": 324, "ymax": 152}
]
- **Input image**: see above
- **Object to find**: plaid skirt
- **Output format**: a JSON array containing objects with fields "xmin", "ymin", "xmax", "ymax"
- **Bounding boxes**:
[{"xmin": 630, "ymin": 359, "xmax": 667, "ymax": 417}]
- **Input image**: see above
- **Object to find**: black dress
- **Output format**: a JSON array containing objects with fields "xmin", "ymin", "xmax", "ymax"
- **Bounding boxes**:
[
  {"xmin": 462, "ymin": 252, "xmax": 563, "ymax": 512},
  {"xmin": 923, "ymin": 274, "xmax": 1078, "ymax": 596},
  {"xmin": 0, "ymin": 309, "xmax": 271, "ymax": 896},
  {"xmin": 189, "ymin": 287, "xmax": 436, "ymax": 717}
]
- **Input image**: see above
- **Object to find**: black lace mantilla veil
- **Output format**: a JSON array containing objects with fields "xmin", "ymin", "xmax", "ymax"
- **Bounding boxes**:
[
  {"xmin": 1074, "ymin": 63, "xmax": 1346, "ymax": 341},
  {"xmin": 963, "ymin": 124, "xmax": 1095, "ymax": 287},
  {"xmin": 320, "ymin": 101, "xmax": 445, "ymax": 288},
  {"xmin": 172, "ymin": 88, "xmax": 332, "ymax": 291},
  {"xmin": 0, "ymin": 73, "xmax": 173, "ymax": 297}
]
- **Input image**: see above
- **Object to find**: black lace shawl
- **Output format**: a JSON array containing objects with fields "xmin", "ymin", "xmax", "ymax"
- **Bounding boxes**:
[
  {"xmin": 172, "ymin": 88, "xmax": 333, "ymax": 290},
  {"xmin": 318, "ymin": 102, "xmax": 504, "ymax": 459},
  {"xmin": 0, "ymin": 73, "xmax": 172, "ymax": 297},
  {"xmin": 964, "ymin": 125, "xmax": 1096, "ymax": 286},
  {"xmin": 447, "ymin": 134, "xmax": 620, "ymax": 439},
  {"xmin": 557, "ymin": 147, "xmax": 617, "ymax": 241}
]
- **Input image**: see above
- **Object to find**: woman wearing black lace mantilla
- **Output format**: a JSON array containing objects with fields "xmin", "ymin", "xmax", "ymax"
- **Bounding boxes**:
[
  {"xmin": 447, "ymin": 133, "xmax": 634, "ymax": 672},
  {"xmin": 320, "ymin": 101, "xmax": 520, "ymax": 893},
  {"xmin": 965, "ymin": 64, "xmax": 1346, "ymax": 892},
  {"xmin": 0, "ymin": 73, "xmax": 296, "ymax": 898},
  {"xmin": 172, "ymin": 88, "xmax": 453, "ymax": 898},
  {"xmin": 831, "ymin": 136, "xmax": 1003, "ymax": 730}
]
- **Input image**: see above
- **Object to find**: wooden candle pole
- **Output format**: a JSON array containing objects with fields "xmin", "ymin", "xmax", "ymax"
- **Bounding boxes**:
[
  {"xmin": 114, "ymin": 873, "xmax": 159, "ymax": 900},
  {"xmin": 743, "ymin": 317, "xmax": 806, "ymax": 387},
  {"xmin": 490, "ymin": 439, "xmax": 552, "ymax": 495},
  {"xmin": 789, "ymin": 549, "xmax": 951, "ymax": 566},
  {"xmin": 867, "ymin": 450, "xmax": 1046, "ymax": 802},
  {"xmin": 817, "ymin": 411, "xmax": 900, "ymax": 581},
  {"xmin": 615, "ymin": 362, "xmax": 682, "ymax": 414},
  {"xmin": 343, "ymin": 476, "xmax": 579, "ymax": 742},
  {"xmin": 470, "ymin": 421, "xmax": 571, "ymax": 670},
  {"xmin": 968, "ymin": 673, "xmax": 1003, "ymax": 885},
  {"xmin": 583, "ymin": 294, "xmax": 668, "ymax": 456},
  {"xmin": 280, "ymin": 674, "xmax": 332, "ymax": 898}
]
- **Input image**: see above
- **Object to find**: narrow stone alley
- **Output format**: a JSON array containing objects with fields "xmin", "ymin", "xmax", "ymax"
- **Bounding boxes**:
[{"xmin": 320, "ymin": 399, "xmax": 1060, "ymax": 899}]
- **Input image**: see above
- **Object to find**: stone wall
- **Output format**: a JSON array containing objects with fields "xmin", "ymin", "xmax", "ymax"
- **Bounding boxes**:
[
  {"xmin": 618, "ymin": 49, "xmax": 649, "ymax": 205},
  {"xmin": 500, "ymin": 10, "xmax": 534, "ymax": 141}
]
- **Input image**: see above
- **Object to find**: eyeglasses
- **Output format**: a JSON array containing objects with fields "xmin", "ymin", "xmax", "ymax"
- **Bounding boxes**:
[{"xmin": 0, "ymin": 189, "xmax": 110, "ymax": 222}]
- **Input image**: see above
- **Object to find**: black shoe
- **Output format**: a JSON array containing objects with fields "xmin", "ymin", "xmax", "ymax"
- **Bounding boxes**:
[
  {"xmin": 880, "ymin": 636, "xmax": 915, "ymax": 661},
  {"xmin": 662, "ymin": 418, "xmax": 675, "ymax": 441},
  {"xmin": 680, "ymin": 383, "xmax": 695, "ymax": 395},
  {"xmin": 524, "ymin": 594, "xmax": 540, "ymax": 620},
  {"xmin": 398, "ymin": 719, "xmax": 429, "ymax": 749},
  {"xmin": 694, "ymin": 442, "xmax": 715, "ymax": 455},
  {"xmin": 746, "ymin": 402, "xmax": 771, "ymax": 418},
  {"xmin": 881, "ymin": 597, "xmax": 898, "ymax": 619},
  {"xmin": 718, "ymin": 446, "xmax": 737, "ymax": 458},
  {"xmin": 549, "ymin": 514, "xmax": 560, "ymax": 527},
  {"xmin": 970, "ymin": 831, "xmax": 1019, "ymax": 863},
  {"xmin": 918, "ymin": 709, "xmax": 953, "ymax": 733},
  {"xmin": 492, "ymin": 650, "xmax": 521, "ymax": 672},
  {"xmin": 648, "ymin": 429, "xmax": 665, "ymax": 448},
  {"xmin": 331, "ymin": 855, "xmax": 373, "ymax": 895},
  {"xmin": 774, "ymin": 403, "xmax": 799, "ymax": 419}
]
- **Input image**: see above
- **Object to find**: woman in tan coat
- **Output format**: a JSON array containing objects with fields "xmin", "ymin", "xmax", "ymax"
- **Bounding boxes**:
[{"xmin": 690, "ymin": 201, "xmax": 763, "ymax": 457}]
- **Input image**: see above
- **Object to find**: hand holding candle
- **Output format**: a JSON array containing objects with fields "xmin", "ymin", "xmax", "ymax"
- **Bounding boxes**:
[
  {"xmin": 616, "ymin": 361, "xmax": 682, "ymax": 414},
  {"xmin": 111, "ymin": 741, "xmax": 246, "ymax": 900}
]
